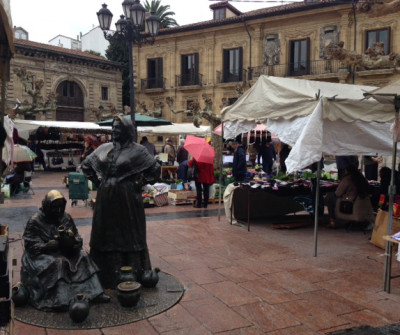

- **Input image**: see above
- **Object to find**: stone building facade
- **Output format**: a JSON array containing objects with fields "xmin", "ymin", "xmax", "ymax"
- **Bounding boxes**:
[
  {"xmin": 7, "ymin": 39, "xmax": 123, "ymax": 122},
  {"xmin": 135, "ymin": 0, "xmax": 400, "ymax": 124}
]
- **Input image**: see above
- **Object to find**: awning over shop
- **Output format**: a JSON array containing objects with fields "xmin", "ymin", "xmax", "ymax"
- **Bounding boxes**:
[{"xmin": 13, "ymin": 120, "xmax": 112, "ymax": 140}]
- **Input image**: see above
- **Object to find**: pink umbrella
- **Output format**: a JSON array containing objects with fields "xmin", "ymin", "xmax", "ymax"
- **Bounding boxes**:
[{"xmin": 184, "ymin": 135, "xmax": 215, "ymax": 164}]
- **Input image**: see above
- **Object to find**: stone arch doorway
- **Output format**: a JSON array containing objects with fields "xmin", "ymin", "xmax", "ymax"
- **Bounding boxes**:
[{"xmin": 56, "ymin": 80, "xmax": 84, "ymax": 121}]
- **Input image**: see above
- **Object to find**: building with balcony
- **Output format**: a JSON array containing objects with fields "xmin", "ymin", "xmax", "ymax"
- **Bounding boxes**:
[{"xmin": 135, "ymin": 0, "xmax": 400, "ymax": 124}]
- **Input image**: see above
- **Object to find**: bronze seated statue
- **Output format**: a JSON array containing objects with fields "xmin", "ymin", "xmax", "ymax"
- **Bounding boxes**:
[{"xmin": 20, "ymin": 190, "xmax": 110, "ymax": 311}]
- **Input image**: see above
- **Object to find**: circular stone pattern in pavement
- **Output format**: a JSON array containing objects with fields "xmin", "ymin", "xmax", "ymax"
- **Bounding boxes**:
[{"xmin": 15, "ymin": 272, "xmax": 184, "ymax": 329}]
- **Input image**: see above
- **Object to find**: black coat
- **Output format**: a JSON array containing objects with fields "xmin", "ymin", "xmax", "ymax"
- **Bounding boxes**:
[{"xmin": 232, "ymin": 145, "xmax": 247, "ymax": 180}]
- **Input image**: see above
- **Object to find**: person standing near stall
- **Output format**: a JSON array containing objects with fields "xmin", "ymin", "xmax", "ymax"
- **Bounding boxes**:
[
  {"xmin": 231, "ymin": 141, "xmax": 247, "ymax": 182},
  {"xmin": 177, "ymin": 139, "xmax": 189, "ymax": 164},
  {"xmin": 163, "ymin": 138, "xmax": 176, "ymax": 164},
  {"xmin": 189, "ymin": 158, "xmax": 215, "ymax": 208},
  {"xmin": 259, "ymin": 137, "xmax": 276, "ymax": 177}
]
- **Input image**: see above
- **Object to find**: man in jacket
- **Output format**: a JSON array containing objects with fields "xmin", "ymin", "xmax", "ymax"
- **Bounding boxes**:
[
  {"xmin": 232, "ymin": 141, "xmax": 247, "ymax": 182},
  {"xmin": 259, "ymin": 138, "xmax": 276, "ymax": 176}
]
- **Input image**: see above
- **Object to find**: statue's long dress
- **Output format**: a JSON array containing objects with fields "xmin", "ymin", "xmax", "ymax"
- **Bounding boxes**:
[{"xmin": 81, "ymin": 142, "xmax": 160, "ymax": 288}]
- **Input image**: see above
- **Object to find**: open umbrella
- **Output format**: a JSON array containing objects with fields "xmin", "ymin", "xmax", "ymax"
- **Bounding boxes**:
[
  {"xmin": 12, "ymin": 144, "xmax": 37, "ymax": 162},
  {"xmin": 184, "ymin": 135, "xmax": 215, "ymax": 164}
]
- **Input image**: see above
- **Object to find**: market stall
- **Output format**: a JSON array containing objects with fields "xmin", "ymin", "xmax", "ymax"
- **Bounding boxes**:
[
  {"xmin": 221, "ymin": 75, "xmax": 395, "ymax": 255},
  {"xmin": 13, "ymin": 120, "xmax": 111, "ymax": 171}
]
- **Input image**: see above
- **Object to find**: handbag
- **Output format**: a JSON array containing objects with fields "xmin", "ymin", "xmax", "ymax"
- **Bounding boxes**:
[
  {"xmin": 339, "ymin": 194, "xmax": 357, "ymax": 214},
  {"xmin": 51, "ymin": 152, "xmax": 64, "ymax": 166}
]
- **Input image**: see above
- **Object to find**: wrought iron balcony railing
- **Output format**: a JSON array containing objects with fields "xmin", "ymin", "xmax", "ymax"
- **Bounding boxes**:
[
  {"xmin": 175, "ymin": 73, "xmax": 203, "ymax": 87},
  {"xmin": 249, "ymin": 59, "xmax": 343, "ymax": 80},
  {"xmin": 141, "ymin": 77, "xmax": 166, "ymax": 90},
  {"xmin": 216, "ymin": 69, "xmax": 247, "ymax": 84}
]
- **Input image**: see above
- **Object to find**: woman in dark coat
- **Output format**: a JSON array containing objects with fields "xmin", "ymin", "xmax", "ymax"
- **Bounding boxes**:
[
  {"xmin": 21, "ymin": 190, "xmax": 109, "ymax": 311},
  {"xmin": 81, "ymin": 114, "xmax": 160, "ymax": 288}
]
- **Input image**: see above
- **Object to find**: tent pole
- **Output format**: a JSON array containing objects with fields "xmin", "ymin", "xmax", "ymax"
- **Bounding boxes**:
[
  {"xmin": 313, "ymin": 159, "xmax": 321, "ymax": 257},
  {"xmin": 218, "ymin": 122, "xmax": 224, "ymax": 221},
  {"xmin": 383, "ymin": 106, "xmax": 399, "ymax": 291}
]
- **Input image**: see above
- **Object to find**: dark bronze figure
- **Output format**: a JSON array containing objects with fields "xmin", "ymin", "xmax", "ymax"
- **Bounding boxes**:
[
  {"xmin": 21, "ymin": 190, "xmax": 110, "ymax": 311},
  {"xmin": 81, "ymin": 114, "xmax": 161, "ymax": 288}
]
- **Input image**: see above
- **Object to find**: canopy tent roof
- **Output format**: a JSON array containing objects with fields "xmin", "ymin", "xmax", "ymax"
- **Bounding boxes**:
[
  {"xmin": 98, "ymin": 114, "xmax": 172, "ymax": 127},
  {"xmin": 219, "ymin": 76, "xmax": 396, "ymax": 172},
  {"xmin": 221, "ymin": 76, "xmax": 394, "ymax": 139},
  {"xmin": 364, "ymin": 78, "xmax": 400, "ymax": 106},
  {"xmin": 14, "ymin": 119, "xmax": 112, "ymax": 140}
]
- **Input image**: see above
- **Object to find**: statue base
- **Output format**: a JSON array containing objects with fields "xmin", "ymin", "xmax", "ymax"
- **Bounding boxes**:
[{"xmin": 14, "ymin": 271, "xmax": 183, "ymax": 329}]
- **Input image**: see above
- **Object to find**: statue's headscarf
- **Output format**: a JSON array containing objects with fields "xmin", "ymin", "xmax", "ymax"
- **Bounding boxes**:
[
  {"xmin": 42, "ymin": 190, "xmax": 67, "ymax": 218},
  {"xmin": 112, "ymin": 114, "xmax": 134, "ymax": 144}
]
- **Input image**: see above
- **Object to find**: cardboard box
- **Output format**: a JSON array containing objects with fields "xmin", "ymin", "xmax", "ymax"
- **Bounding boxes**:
[
  {"xmin": 371, "ymin": 209, "xmax": 400, "ymax": 249},
  {"xmin": 168, "ymin": 190, "xmax": 188, "ymax": 200}
]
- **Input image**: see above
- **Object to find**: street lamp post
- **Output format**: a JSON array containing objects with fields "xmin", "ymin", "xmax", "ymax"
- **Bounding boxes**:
[{"xmin": 97, "ymin": 0, "xmax": 160, "ymax": 142}]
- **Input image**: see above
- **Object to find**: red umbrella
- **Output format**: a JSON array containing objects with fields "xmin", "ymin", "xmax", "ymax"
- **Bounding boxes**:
[{"xmin": 184, "ymin": 135, "xmax": 215, "ymax": 164}]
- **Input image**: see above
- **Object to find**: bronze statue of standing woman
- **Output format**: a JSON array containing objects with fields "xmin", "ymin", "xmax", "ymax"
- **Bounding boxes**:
[{"xmin": 81, "ymin": 114, "xmax": 160, "ymax": 288}]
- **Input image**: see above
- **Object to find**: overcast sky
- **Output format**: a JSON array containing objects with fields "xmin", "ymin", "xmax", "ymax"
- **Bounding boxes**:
[{"xmin": 10, "ymin": 0, "xmax": 300, "ymax": 44}]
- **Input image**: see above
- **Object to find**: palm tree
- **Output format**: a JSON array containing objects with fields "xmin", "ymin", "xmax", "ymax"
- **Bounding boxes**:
[{"xmin": 144, "ymin": 0, "xmax": 178, "ymax": 28}]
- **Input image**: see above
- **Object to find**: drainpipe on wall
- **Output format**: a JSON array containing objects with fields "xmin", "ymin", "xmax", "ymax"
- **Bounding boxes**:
[
  {"xmin": 242, "ymin": 16, "xmax": 252, "ymax": 82},
  {"xmin": 352, "ymin": 0, "xmax": 357, "ymax": 84}
]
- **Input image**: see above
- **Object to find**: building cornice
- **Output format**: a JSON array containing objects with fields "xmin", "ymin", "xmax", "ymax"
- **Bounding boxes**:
[
  {"xmin": 157, "ymin": 1, "xmax": 345, "ymax": 37},
  {"xmin": 14, "ymin": 39, "xmax": 124, "ymax": 71}
]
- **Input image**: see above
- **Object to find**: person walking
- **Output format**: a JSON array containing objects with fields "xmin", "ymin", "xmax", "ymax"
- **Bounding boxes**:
[
  {"xmin": 189, "ymin": 158, "xmax": 215, "ymax": 208},
  {"xmin": 176, "ymin": 139, "xmax": 189, "ymax": 163},
  {"xmin": 231, "ymin": 141, "xmax": 247, "ymax": 182}
]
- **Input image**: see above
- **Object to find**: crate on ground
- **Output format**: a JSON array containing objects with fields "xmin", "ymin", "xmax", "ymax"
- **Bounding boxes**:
[
  {"xmin": 168, "ymin": 197, "xmax": 195, "ymax": 206},
  {"xmin": 168, "ymin": 190, "xmax": 188, "ymax": 200}
]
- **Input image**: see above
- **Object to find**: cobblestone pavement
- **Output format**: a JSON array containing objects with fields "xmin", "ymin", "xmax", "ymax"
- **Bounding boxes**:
[{"xmin": 2, "ymin": 171, "xmax": 400, "ymax": 334}]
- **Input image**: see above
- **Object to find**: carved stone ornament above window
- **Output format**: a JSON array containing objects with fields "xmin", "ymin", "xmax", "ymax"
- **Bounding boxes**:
[
  {"xmin": 263, "ymin": 34, "xmax": 280, "ymax": 66},
  {"xmin": 320, "ymin": 25, "xmax": 339, "ymax": 59}
]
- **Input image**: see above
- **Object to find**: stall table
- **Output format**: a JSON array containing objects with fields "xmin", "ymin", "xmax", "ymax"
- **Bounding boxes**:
[{"xmin": 231, "ymin": 182, "xmax": 338, "ymax": 231}]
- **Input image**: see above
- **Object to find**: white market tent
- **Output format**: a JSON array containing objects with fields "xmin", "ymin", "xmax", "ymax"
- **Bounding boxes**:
[
  {"xmin": 221, "ymin": 76, "xmax": 394, "ymax": 167},
  {"xmin": 14, "ymin": 120, "xmax": 210, "ymax": 140},
  {"xmin": 221, "ymin": 75, "xmax": 396, "ymax": 257},
  {"xmin": 13, "ymin": 119, "xmax": 112, "ymax": 140}
]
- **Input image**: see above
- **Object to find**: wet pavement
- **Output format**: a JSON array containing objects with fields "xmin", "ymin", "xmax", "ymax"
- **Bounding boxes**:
[{"xmin": 2, "ymin": 171, "xmax": 400, "ymax": 334}]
